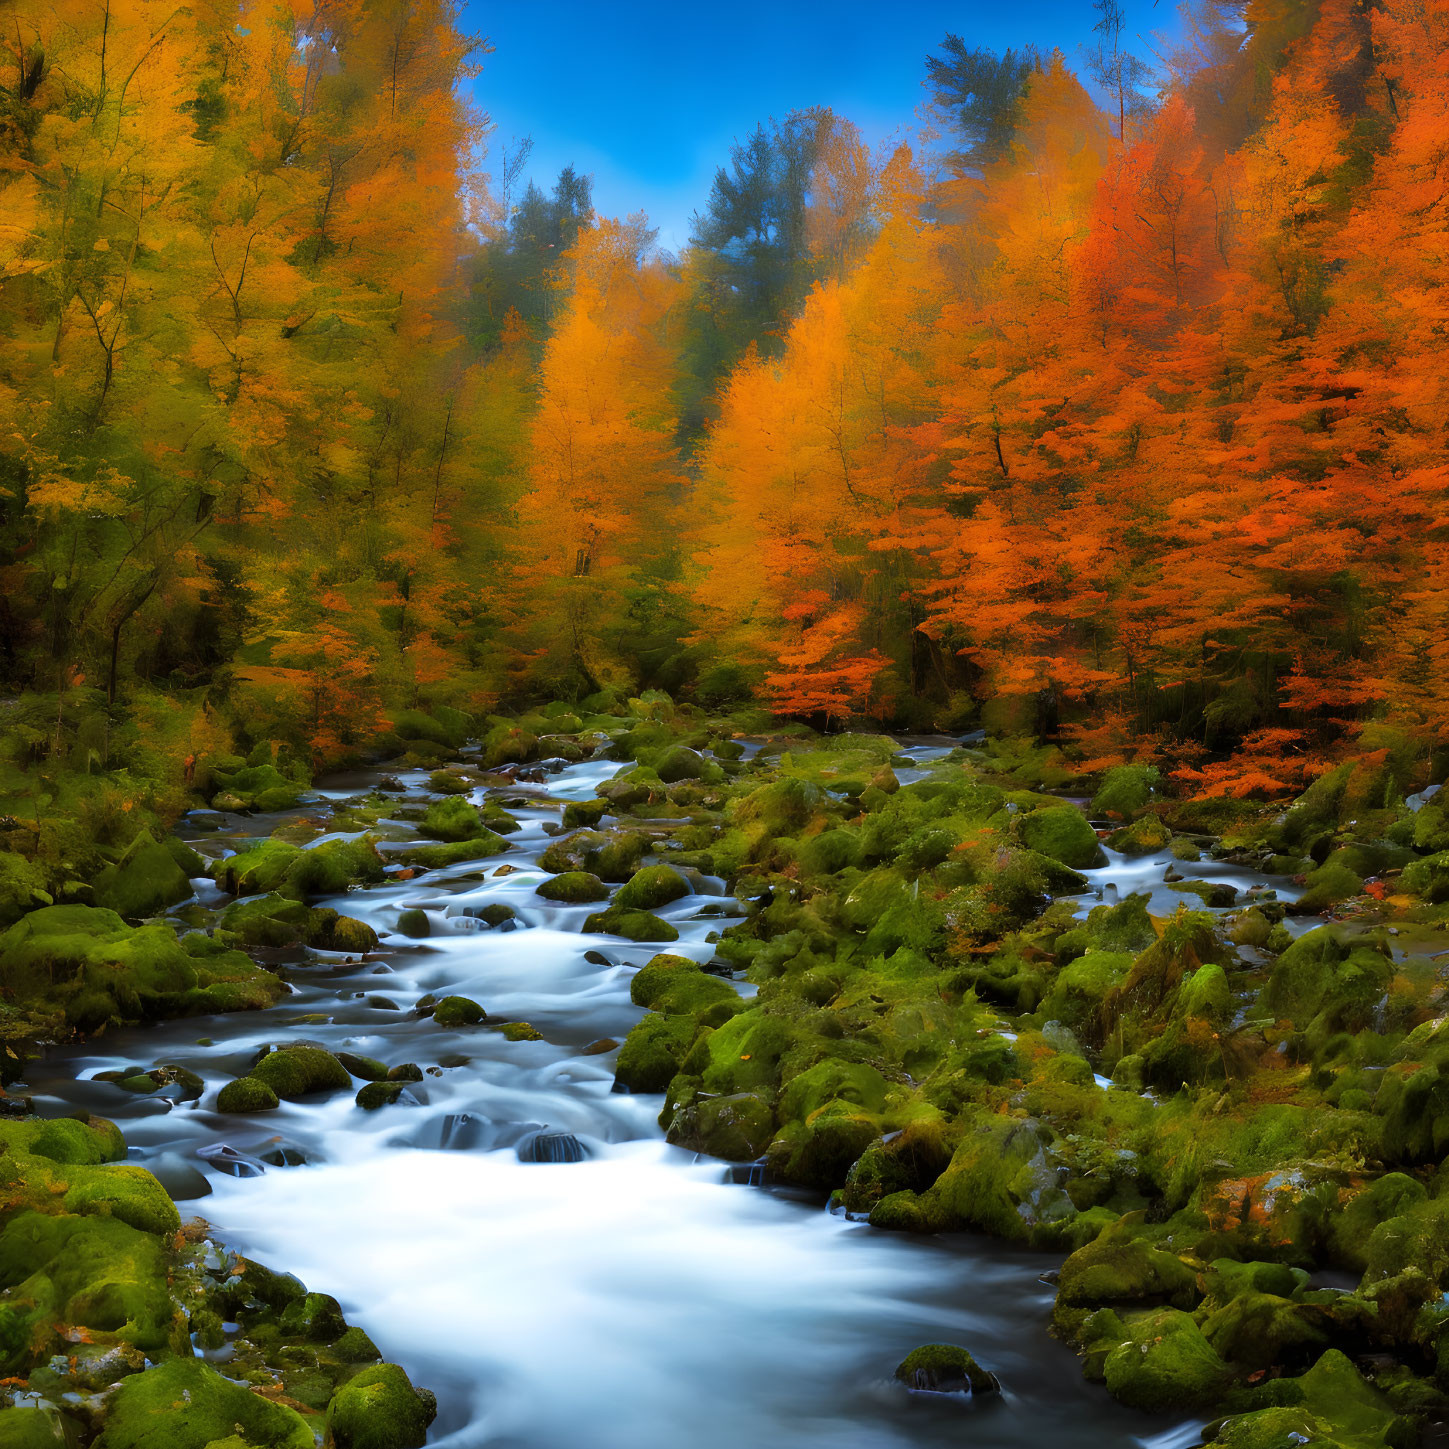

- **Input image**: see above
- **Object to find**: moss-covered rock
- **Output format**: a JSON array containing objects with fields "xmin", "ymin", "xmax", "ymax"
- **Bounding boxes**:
[
  {"xmin": 614, "ymin": 1013, "xmax": 697, "ymax": 1092},
  {"xmin": 396, "ymin": 908, "xmax": 430, "ymax": 938},
  {"xmin": 398, "ymin": 833, "xmax": 507, "ymax": 870},
  {"xmin": 217, "ymin": 1076, "xmax": 280, "ymax": 1113},
  {"xmin": 582, "ymin": 905, "xmax": 679, "ymax": 942},
  {"xmin": 1403, "ymin": 851, "xmax": 1449, "ymax": 904},
  {"xmin": 629, "ymin": 954, "xmax": 741, "ymax": 1021},
  {"xmin": 0, "ymin": 905, "xmax": 282, "ymax": 1030},
  {"xmin": 666, "ymin": 1091, "xmax": 775, "ymax": 1161},
  {"xmin": 1091, "ymin": 766, "xmax": 1161, "ymax": 820},
  {"xmin": 895, "ymin": 1343, "xmax": 999, "ymax": 1395},
  {"xmin": 209, "ymin": 763, "xmax": 306, "ymax": 815},
  {"xmin": 1102, "ymin": 1308, "xmax": 1231, "ymax": 1412},
  {"xmin": 433, "ymin": 995, "xmax": 486, "ymax": 1026},
  {"xmin": 0, "ymin": 1210, "xmax": 175, "ymax": 1365},
  {"xmin": 356, "ymin": 1080, "xmax": 408, "ymax": 1110},
  {"xmin": 249, "ymin": 1045, "xmax": 352, "ymax": 1100},
  {"xmin": 96, "ymin": 1356, "xmax": 313, "ymax": 1449},
  {"xmin": 324, "ymin": 1362, "xmax": 437, "ymax": 1449},
  {"xmin": 1019, "ymin": 806, "xmax": 1106, "ymax": 870},
  {"xmin": 419, "ymin": 796, "xmax": 485, "ymax": 842},
  {"xmin": 614, "ymin": 864, "xmax": 690, "ymax": 910},
  {"xmin": 481, "ymin": 723, "xmax": 538, "ymax": 769},
  {"xmin": 93, "ymin": 835, "xmax": 193, "ymax": 920},
  {"xmin": 538, "ymin": 870, "xmax": 610, "ymax": 903}
]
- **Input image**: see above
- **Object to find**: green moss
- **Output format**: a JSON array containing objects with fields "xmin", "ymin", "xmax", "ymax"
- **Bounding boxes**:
[
  {"xmin": 500, "ymin": 1021, "xmax": 543, "ymax": 1041},
  {"xmin": 1107, "ymin": 815, "xmax": 1172, "ymax": 855},
  {"xmin": 334, "ymin": 1325, "xmax": 381, "ymax": 1362},
  {"xmin": 615, "ymin": 1014, "xmax": 698, "ymax": 1092},
  {"xmin": 563, "ymin": 798, "xmax": 610, "ymax": 829},
  {"xmin": 481, "ymin": 723, "xmax": 538, "ymax": 768},
  {"xmin": 1295, "ymin": 859, "xmax": 1364, "ymax": 912},
  {"xmin": 433, "ymin": 995, "xmax": 486, "ymax": 1026},
  {"xmin": 1091, "ymin": 765, "xmax": 1160, "ymax": 820},
  {"xmin": 420, "ymin": 796, "xmax": 485, "ymax": 841},
  {"xmin": 1102, "ymin": 1308, "xmax": 1231, "ymax": 1412},
  {"xmin": 614, "ymin": 864, "xmax": 690, "ymax": 910},
  {"xmin": 324, "ymin": 1362, "xmax": 437, "ymax": 1449},
  {"xmin": 1054, "ymin": 1234, "xmax": 1198, "ymax": 1320},
  {"xmin": 768, "ymin": 1107, "xmax": 879, "ymax": 1190},
  {"xmin": 398, "ymin": 833, "xmax": 506, "ymax": 869},
  {"xmin": 250, "ymin": 1045, "xmax": 352, "ymax": 1099},
  {"xmin": 1212, "ymin": 1350, "xmax": 1408, "ymax": 1449},
  {"xmin": 217, "ymin": 1076, "xmax": 280, "ymax": 1113},
  {"xmin": 0, "ymin": 905, "xmax": 282, "ymax": 1030},
  {"xmin": 1260, "ymin": 927, "xmax": 1392, "ymax": 1029},
  {"xmin": 337, "ymin": 1052, "xmax": 388, "ymax": 1080},
  {"xmin": 356, "ymin": 1080, "xmax": 407, "ymax": 1110},
  {"xmin": 28, "ymin": 1115, "xmax": 126, "ymax": 1166},
  {"xmin": 217, "ymin": 892, "xmax": 312, "ymax": 947},
  {"xmin": 630, "ymin": 955, "xmax": 741, "ymax": 1020},
  {"xmin": 1403, "ymin": 851, "xmax": 1449, "ymax": 904},
  {"xmin": 538, "ymin": 871, "xmax": 610, "ymax": 903},
  {"xmin": 925, "ymin": 1117, "xmax": 1076, "ymax": 1242},
  {"xmin": 96, "ymin": 1356, "xmax": 313, "ymax": 1449},
  {"xmin": 0, "ymin": 1407, "xmax": 75, "ymax": 1447},
  {"xmin": 93, "ymin": 836, "xmax": 192, "ymax": 920},
  {"xmin": 0, "ymin": 1211, "xmax": 175, "ymax": 1361},
  {"xmin": 583, "ymin": 905, "xmax": 679, "ymax": 942},
  {"xmin": 1042, "ymin": 950, "xmax": 1132, "ymax": 1032},
  {"xmin": 63, "ymin": 1164, "xmax": 181, "ymax": 1237},
  {"xmin": 1018, "ymin": 805, "xmax": 1106, "ymax": 870},
  {"xmin": 666, "ymin": 1091, "xmax": 774, "ymax": 1160},
  {"xmin": 0, "ymin": 851, "xmax": 53, "ymax": 927},
  {"xmin": 396, "ymin": 908, "xmax": 429, "ymax": 938},
  {"xmin": 895, "ymin": 1343, "xmax": 999, "ymax": 1394},
  {"xmin": 655, "ymin": 745, "xmax": 707, "ymax": 782}
]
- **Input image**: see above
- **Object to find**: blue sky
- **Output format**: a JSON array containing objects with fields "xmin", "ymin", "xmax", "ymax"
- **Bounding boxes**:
[{"xmin": 467, "ymin": 1, "xmax": 1180, "ymax": 254}]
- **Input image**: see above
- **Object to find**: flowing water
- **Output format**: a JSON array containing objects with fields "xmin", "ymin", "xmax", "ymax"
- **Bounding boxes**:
[{"xmin": 15, "ymin": 747, "xmax": 1307, "ymax": 1449}]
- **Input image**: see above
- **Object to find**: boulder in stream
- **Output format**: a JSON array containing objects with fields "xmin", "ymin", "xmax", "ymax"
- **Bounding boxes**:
[{"xmin": 895, "ymin": 1343, "xmax": 1000, "ymax": 1395}]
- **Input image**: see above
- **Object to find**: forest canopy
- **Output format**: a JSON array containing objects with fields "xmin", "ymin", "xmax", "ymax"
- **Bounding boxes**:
[{"xmin": 0, "ymin": 0, "xmax": 1446, "ymax": 803}]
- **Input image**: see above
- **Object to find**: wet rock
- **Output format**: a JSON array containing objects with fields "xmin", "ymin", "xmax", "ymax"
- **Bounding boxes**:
[
  {"xmin": 895, "ymin": 1344, "xmax": 999, "ymax": 1395},
  {"xmin": 478, "ymin": 903, "xmax": 516, "ymax": 926},
  {"xmin": 537, "ymin": 871, "xmax": 610, "ymax": 903},
  {"xmin": 249, "ymin": 1046, "xmax": 352, "ymax": 1100},
  {"xmin": 582, "ymin": 905, "xmax": 679, "ymax": 943},
  {"xmin": 667, "ymin": 1092, "xmax": 774, "ymax": 1162},
  {"xmin": 420, "ymin": 796, "xmax": 487, "ymax": 841},
  {"xmin": 581, "ymin": 1038, "xmax": 618, "ymax": 1055},
  {"xmin": 432, "ymin": 995, "xmax": 485, "ymax": 1027},
  {"xmin": 325, "ymin": 1362, "xmax": 437, "ymax": 1449},
  {"xmin": 336, "ymin": 1052, "xmax": 389, "ymax": 1081},
  {"xmin": 500, "ymin": 1021, "xmax": 543, "ymax": 1041},
  {"xmin": 197, "ymin": 1143, "xmax": 266, "ymax": 1178},
  {"xmin": 145, "ymin": 1154, "xmax": 213, "ymax": 1201},
  {"xmin": 398, "ymin": 834, "xmax": 507, "ymax": 870},
  {"xmin": 614, "ymin": 865, "xmax": 691, "ymax": 910},
  {"xmin": 356, "ymin": 1080, "xmax": 408, "ymax": 1111},
  {"xmin": 387, "ymin": 1063, "xmax": 424, "ymax": 1082},
  {"xmin": 518, "ymin": 1132, "xmax": 586, "ymax": 1163},
  {"xmin": 95, "ymin": 1355, "xmax": 313, "ymax": 1449}
]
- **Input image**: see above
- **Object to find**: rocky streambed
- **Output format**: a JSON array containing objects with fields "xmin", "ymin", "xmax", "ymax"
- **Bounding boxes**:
[{"xmin": 5, "ymin": 716, "xmax": 1446, "ymax": 1449}]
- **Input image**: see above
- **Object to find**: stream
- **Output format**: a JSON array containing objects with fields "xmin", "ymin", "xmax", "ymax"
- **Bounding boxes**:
[{"xmin": 15, "ymin": 745, "xmax": 1307, "ymax": 1449}]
